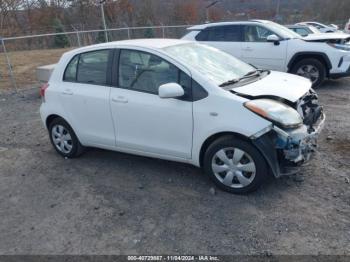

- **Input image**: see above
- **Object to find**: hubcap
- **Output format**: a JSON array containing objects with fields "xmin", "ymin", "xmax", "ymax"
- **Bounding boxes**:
[
  {"xmin": 296, "ymin": 65, "xmax": 320, "ymax": 84},
  {"xmin": 51, "ymin": 125, "xmax": 73, "ymax": 154},
  {"xmin": 211, "ymin": 147, "xmax": 256, "ymax": 189}
]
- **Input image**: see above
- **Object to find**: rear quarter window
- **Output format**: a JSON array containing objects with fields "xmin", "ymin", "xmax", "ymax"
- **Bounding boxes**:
[{"xmin": 195, "ymin": 26, "xmax": 242, "ymax": 42}]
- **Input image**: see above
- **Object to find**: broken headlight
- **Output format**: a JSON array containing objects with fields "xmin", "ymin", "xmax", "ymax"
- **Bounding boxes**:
[{"xmin": 244, "ymin": 99, "xmax": 302, "ymax": 129}]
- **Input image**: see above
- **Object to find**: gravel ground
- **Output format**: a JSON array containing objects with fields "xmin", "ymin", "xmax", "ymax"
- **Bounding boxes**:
[{"xmin": 0, "ymin": 79, "xmax": 349, "ymax": 255}]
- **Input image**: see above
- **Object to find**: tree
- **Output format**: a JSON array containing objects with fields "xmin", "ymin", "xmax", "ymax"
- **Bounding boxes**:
[
  {"xmin": 96, "ymin": 26, "xmax": 106, "ymax": 43},
  {"xmin": 144, "ymin": 21, "xmax": 155, "ymax": 38},
  {"xmin": 52, "ymin": 18, "xmax": 69, "ymax": 48}
]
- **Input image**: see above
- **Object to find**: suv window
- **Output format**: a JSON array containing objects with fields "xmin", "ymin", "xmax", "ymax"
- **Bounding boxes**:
[
  {"xmin": 118, "ymin": 49, "xmax": 191, "ymax": 97},
  {"xmin": 309, "ymin": 23, "xmax": 324, "ymax": 29},
  {"xmin": 244, "ymin": 25, "xmax": 275, "ymax": 42},
  {"xmin": 196, "ymin": 25, "xmax": 242, "ymax": 42},
  {"xmin": 295, "ymin": 28, "xmax": 309, "ymax": 36}
]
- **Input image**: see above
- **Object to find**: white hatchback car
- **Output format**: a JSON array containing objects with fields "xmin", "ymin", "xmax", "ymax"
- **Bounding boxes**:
[{"xmin": 40, "ymin": 39, "xmax": 325, "ymax": 194}]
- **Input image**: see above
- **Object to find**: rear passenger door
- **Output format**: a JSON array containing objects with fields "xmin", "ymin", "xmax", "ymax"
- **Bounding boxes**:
[
  {"xmin": 60, "ymin": 49, "xmax": 115, "ymax": 147},
  {"xmin": 196, "ymin": 25, "xmax": 243, "ymax": 59},
  {"xmin": 241, "ymin": 25, "xmax": 287, "ymax": 71}
]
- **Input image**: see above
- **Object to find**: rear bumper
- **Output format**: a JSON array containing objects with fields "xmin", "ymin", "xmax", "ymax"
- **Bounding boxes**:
[{"xmin": 253, "ymin": 113, "xmax": 326, "ymax": 177}]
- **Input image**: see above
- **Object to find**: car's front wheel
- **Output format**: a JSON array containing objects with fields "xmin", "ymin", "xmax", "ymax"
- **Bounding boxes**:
[
  {"xmin": 291, "ymin": 58, "xmax": 326, "ymax": 88},
  {"xmin": 48, "ymin": 118, "xmax": 85, "ymax": 158},
  {"xmin": 203, "ymin": 136, "xmax": 268, "ymax": 194}
]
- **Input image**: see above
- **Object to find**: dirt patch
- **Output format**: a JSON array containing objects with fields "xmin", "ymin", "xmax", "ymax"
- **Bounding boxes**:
[{"xmin": 0, "ymin": 48, "xmax": 71, "ymax": 91}]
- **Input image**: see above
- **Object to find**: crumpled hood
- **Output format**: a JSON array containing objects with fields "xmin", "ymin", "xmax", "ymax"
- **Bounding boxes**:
[
  {"xmin": 232, "ymin": 71, "xmax": 311, "ymax": 103},
  {"xmin": 303, "ymin": 33, "xmax": 350, "ymax": 41}
]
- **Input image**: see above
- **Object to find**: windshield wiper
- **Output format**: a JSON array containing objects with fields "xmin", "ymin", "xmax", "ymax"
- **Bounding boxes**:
[
  {"xmin": 219, "ymin": 69, "xmax": 269, "ymax": 87},
  {"xmin": 219, "ymin": 79, "xmax": 239, "ymax": 87}
]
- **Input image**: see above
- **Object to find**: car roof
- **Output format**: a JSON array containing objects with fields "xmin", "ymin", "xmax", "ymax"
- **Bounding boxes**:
[
  {"xmin": 187, "ymin": 20, "xmax": 269, "ymax": 30},
  {"xmin": 300, "ymin": 21, "xmax": 325, "ymax": 25},
  {"xmin": 65, "ymin": 39, "xmax": 191, "ymax": 55}
]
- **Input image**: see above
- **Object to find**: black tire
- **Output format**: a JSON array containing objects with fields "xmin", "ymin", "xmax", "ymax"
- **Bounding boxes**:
[
  {"xmin": 290, "ymin": 58, "xmax": 326, "ymax": 88},
  {"xmin": 48, "ymin": 117, "xmax": 85, "ymax": 158},
  {"xmin": 203, "ymin": 136, "xmax": 268, "ymax": 194}
]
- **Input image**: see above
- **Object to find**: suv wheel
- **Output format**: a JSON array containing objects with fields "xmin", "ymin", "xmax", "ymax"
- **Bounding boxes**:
[
  {"xmin": 291, "ymin": 58, "xmax": 326, "ymax": 88},
  {"xmin": 48, "ymin": 118, "xmax": 85, "ymax": 158},
  {"xmin": 203, "ymin": 136, "xmax": 268, "ymax": 194}
]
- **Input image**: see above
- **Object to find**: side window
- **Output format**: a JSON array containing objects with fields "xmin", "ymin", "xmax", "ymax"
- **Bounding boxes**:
[
  {"xmin": 310, "ymin": 23, "xmax": 324, "ymax": 29},
  {"xmin": 244, "ymin": 25, "xmax": 275, "ymax": 42},
  {"xmin": 64, "ymin": 55, "xmax": 79, "ymax": 82},
  {"xmin": 295, "ymin": 28, "xmax": 309, "ymax": 36},
  {"xmin": 179, "ymin": 71, "xmax": 192, "ymax": 100},
  {"xmin": 199, "ymin": 26, "xmax": 242, "ymax": 42},
  {"xmin": 118, "ymin": 50, "xmax": 179, "ymax": 95},
  {"xmin": 76, "ymin": 50, "xmax": 109, "ymax": 85},
  {"xmin": 192, "ymin": 80, "xmax": 208, "ymax": 101},
  {"xmin": 207, "ymin": 27, "xmax": 226, "ymax": 41},
  {"xmin": 195, "ymin": 30, "xmax": 208, "ymax": 41},
  {"xmin": 223, "ymin": 25, "xmax": 242, "ymax": 41}
]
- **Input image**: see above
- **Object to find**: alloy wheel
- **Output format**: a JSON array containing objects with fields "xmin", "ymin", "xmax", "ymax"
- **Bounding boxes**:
[{"xmin": 296, "ymin": 65, "xmax": 320, "ymax": 84}]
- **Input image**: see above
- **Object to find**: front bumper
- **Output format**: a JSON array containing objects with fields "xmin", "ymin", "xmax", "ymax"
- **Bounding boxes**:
[
  {"xmin": 274, "ymin": 113, "xmax": 325, "ymax": 163},
  {"xmin": 329, "ymin": 64, "xmax": 350, "ymax": 79},
  {"xmin": 253, "ymin": 113, "xmax": 326, "ymax": 177}
]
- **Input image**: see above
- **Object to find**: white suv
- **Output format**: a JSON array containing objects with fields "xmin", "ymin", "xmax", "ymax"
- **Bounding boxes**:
[
  {"xmin": 182, "ymin": 20, "xmax": 350, "ymax": 87},
  {"xmin": 40, "ymin": 39, "xmax": 325, "ymax": 194}
]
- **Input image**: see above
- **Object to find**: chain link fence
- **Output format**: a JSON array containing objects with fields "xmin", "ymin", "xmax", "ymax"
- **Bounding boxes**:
[{"xmin": 0, "ymin": 25, "xmax": 190, "ymax": 93}]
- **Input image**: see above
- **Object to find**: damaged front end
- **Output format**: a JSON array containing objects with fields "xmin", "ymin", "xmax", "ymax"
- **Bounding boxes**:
[{"xmin": 252, "ymin": 89, "xmax": 325, "ymax": 177}]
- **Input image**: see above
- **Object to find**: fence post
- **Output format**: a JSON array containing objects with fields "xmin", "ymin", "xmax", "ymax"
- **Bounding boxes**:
[
  {"xmin": 1, "ymin": 37, "xmax": 18, "ymax": 93},
  {"xmin": 161, "ymin": 24, "xmax": 165, "ymax": 38},
  {"xmin": 76, "ymin": 30, "xmax": 81, "ymax": 47}
]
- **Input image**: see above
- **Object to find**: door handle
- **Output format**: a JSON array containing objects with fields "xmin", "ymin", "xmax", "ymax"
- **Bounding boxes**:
[
  {"xmin": 62, "ymin": 89, "xmax": 73, "ymax": 95},
  {"xmin": 112, "ymin": 96, "xmax": 128, "ymax": 103},
  {"xmin": 243, "ymin": 47, "xmax": 253, "ymax": 51}
]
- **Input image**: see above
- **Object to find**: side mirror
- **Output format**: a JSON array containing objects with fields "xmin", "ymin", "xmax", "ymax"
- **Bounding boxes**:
[
  {"xmin": 158, "ymin": 83, "xmax": 184, "ymax": 99},
  {"xmin": 267, "ymin": 34, "xmax": 280, "ymax": 45}
]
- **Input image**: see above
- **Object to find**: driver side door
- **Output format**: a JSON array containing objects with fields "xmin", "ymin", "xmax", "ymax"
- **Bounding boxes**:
[{"xmin": 109, "ymin": 49, "xmax": 193, "ymax": 159}]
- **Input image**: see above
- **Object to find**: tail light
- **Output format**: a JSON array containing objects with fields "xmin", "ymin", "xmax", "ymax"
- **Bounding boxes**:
[{"xmin": 40, "ymin": 83, "xmax": 49, "ymax": 102}]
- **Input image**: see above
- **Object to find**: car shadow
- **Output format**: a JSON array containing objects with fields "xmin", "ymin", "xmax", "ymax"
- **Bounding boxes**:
[{"xmin": 70, "ymin": 147, "xmax": 296, "ymax": 201}]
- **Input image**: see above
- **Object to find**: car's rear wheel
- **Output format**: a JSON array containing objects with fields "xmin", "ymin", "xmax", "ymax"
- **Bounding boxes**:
[
  {"xmin": 48, "ymin": 118, "xmax": 85, "ymax": 158},
  {"xmin": 203, "ymin": 136, "xmax": 268, "ymax": 194},
  {"xmin": 291, "ymin": 58, "xmax": 326, "ymax": 88}
]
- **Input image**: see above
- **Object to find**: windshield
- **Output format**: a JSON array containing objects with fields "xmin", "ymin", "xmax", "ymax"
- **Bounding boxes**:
[
  {"xmin": 264, "ymin": 21, "xmax": 301, "ymax": 39},
  {"xmin": 163, "ymin": 43, "xmax": 255, "ymax": 86}
]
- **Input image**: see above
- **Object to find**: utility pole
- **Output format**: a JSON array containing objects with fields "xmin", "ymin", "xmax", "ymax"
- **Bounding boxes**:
[
  {"xmin": 205, "ymin": 0, "xmax": 220, "ymax": 23},
  {"xmin": 275, "ymin": 0, "xmax": 281, "ymax": 21},
  {"xmin": 99, "ymin": 0, "xmax": 108, "ymax": 42}
]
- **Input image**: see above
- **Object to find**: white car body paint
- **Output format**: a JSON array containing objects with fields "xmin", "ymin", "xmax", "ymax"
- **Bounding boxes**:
[{"xmin": 40, "ymin": 39, "xmax": 322, "ymax": 172}]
